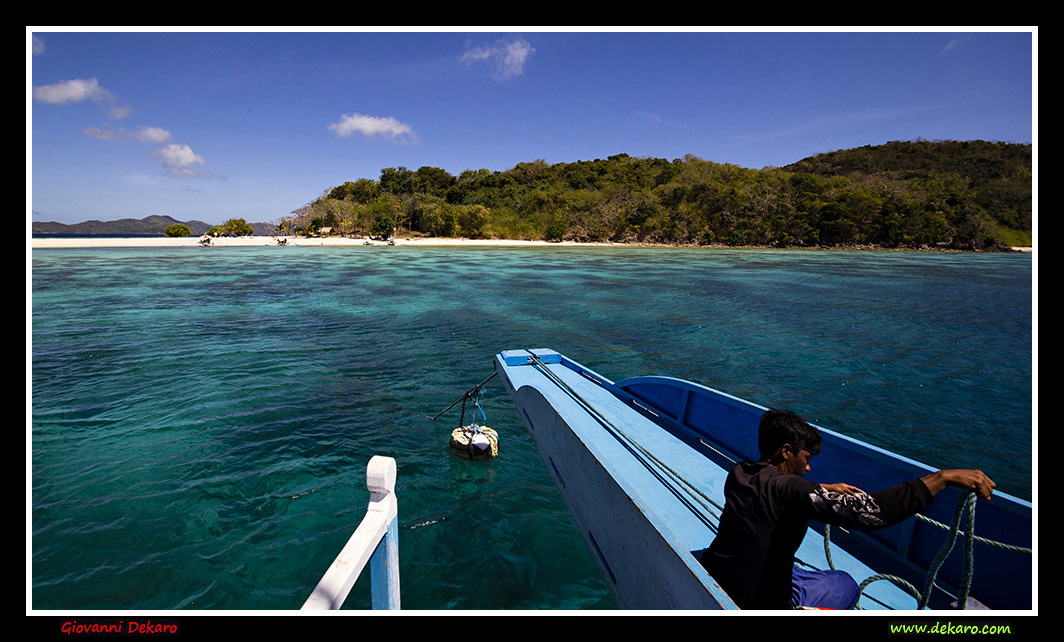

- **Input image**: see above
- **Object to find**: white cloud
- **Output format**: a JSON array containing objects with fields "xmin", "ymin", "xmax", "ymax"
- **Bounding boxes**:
[
  {"xmin": 460, "ymin": 37, "xmax": 535, "ymax": 80},
  {"xmin": 136, "ymin": 126, "xmax": 172, "ymax": 144},
  {"xmin": 32, "ymin": 77, "xmax": 131, "ymax": 119},
  {"xmin": 328, "ymin": 113, "xmax": 417, "ymax": 144},
  {"xmin": 83, "ymin": 125, "xmax": 172, "ymax": 144},
  {"xmin": 82, "ymin": 125, "xmax": 208, "ymax": 178},
  {"xmin": 149, "ymin": 144, "xmax": 207, "ymax": 177},
  {"xmin": 33, "ymin": 78, "xmax": 108, "ymax": 105}
]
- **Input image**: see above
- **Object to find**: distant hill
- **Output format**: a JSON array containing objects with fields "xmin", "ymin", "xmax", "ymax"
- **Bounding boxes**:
[
  {"xmin": 32, "ymin": 215, "xmax": 278, "ymax": 237},
  {"xmin": 782, "ymin": 139, "xmax": 1031, "ymax": 237}
]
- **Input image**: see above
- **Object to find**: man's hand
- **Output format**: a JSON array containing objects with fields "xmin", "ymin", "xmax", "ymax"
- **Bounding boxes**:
[
  {"xmin": 818, "ymin": 482, "xmax": 865, "ymax": 496},
  {"xmin": 921, "ymin": 469, "xmax": 996, "ymax": 500}
]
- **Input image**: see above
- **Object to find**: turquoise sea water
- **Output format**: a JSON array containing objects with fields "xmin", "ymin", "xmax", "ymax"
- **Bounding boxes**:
[{"xmin": 30, "ymin": 246, "xmax": 1033, "ymax": 610}]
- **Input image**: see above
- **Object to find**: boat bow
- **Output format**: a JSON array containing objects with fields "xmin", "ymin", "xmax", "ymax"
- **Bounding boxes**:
[{"xmin": 495, "ymin": 349, "xmax": 1032, "ymax": 611}]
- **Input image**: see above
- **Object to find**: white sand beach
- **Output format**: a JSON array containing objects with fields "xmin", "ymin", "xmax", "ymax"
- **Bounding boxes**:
[
  {"xmin": 29, "ymin": 235, "xmax": 1033, "ymax": 252},
  {"xmin": 30, "ymin": 236, "xmax": 612, "ymax": 249}
]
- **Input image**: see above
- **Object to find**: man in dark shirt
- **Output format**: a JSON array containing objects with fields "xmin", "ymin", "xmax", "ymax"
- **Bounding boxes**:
[{"xmin": 700, "ymin": 409, "xmax": 996, "ymax": 610}]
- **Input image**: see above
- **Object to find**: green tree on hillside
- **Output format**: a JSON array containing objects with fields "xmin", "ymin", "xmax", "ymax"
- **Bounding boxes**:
[
  {"xmin": 164, "ymin": 223, "xmax": 192, "ymax": 237},
  {"xmin": 328, "ymin": 178, "xmax": 380, "ymax": 204},
  {"xmin": 208, "ymin": 218, "xmax": 255, "ymax": 237}
]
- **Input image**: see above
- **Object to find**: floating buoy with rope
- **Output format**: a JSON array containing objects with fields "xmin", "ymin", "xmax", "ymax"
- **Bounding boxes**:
[
  {"xmin": 449, "ymin": 424, "xmax": 499, "ymax": 461},
  {"xmin": 433, "ymin": 371, "xmax": 499, "ymax": 461}
]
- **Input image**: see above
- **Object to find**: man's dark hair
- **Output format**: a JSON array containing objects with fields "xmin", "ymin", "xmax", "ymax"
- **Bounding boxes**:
[{"xmin": 758, "ymin": 409, "xmax": 822, "ymax": 461}]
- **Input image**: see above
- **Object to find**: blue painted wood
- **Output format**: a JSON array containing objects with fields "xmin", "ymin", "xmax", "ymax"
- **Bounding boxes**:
[
  {"xmin": 370, "ymin": 515, "xmax": 400, "ymax": 610},
  {"xmin": 500, "ymin": 358, "xmax": 736, "ymax": 609},
  {"xmin": 496, "ymin": 349, "xmax": 1032, "ymax": 611}
]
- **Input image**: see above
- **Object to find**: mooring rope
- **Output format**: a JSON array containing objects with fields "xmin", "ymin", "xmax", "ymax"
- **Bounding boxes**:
[
  {"xmin": 433, "ymin": 371, "xmax": 497, "ymax": 427},
  {"xmin": 525, "ymin": 352, "xmax": 724, "ymax": 532}
]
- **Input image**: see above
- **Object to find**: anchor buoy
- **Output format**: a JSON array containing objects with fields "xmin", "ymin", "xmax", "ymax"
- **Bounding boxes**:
[{"xmin": 450, "ymin": 425, "xmax": 499, "ymax": 461}]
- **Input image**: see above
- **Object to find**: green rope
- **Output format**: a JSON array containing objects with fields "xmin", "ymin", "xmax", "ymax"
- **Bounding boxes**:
[
  {"xmin": 820, "ymin": 490, "xmax": 1031, "ymax": 610},
  {"xmin": 918, "ymin": 491, "xmax": 976, "ymax": 609}
]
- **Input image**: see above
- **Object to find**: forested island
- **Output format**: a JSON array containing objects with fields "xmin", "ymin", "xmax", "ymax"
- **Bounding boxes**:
[
  {"xmin": 284, "ymin": 140, "xmax": 1031, "ymax": 250},
  {"xmin": 34, "ymin": 140, "xmax": 1031, "ymax": 250}
]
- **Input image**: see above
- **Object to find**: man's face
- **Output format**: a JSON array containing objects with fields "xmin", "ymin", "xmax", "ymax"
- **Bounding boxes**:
[{"xmin": 780, "ymin": 447, "xmax": 814, "ymax": 477}]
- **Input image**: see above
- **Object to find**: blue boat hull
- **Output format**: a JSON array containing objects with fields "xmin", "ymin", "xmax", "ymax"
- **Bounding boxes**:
[{"xmin": 495, "ymin": 349, "xmax": 1032, "ymax": 611}]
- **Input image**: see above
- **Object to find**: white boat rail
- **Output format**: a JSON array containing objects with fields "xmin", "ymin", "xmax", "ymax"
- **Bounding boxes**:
[{"xmin": 302, "ymin": 456, "xmax": 400, "ymax": 610}]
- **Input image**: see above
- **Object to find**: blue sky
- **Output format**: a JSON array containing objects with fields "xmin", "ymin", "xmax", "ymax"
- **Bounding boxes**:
[{"xmin": 29, "ymin": 28, "xmax": 1035, "ymax": 227}]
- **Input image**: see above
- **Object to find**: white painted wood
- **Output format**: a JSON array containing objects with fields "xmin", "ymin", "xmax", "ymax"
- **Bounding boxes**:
[{"xmin": 302, "ymin": 456, "xmax": 400, "ymax": 610}]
